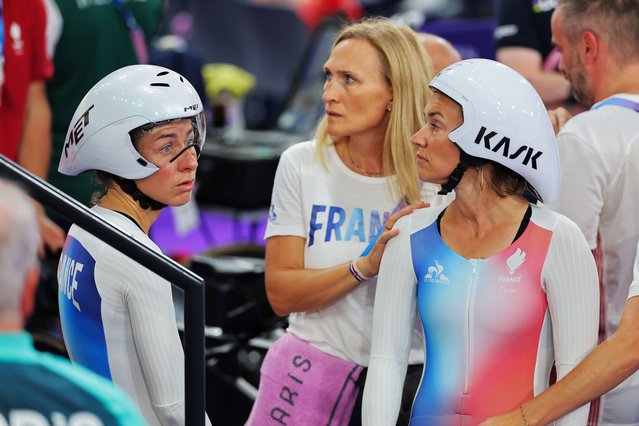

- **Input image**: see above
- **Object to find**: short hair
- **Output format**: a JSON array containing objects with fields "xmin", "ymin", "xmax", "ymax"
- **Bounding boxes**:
[
  {"xmin": 478, "ymin": 162, "xmax": 527, "ymax": 198},
  {"xmin": 92, "ymin": 171, "xmax": 114, "ymax": 205},
  {"xmin": 0, "ymin": 179, "xmax": 40, "ymax": 317},
  {"xmin": 314, "ymin": 17, "xmax": 435, "ymax": 204},
  {"xmin": 557, "ymin": 0, "xmax": 639, "ymax": 64}
]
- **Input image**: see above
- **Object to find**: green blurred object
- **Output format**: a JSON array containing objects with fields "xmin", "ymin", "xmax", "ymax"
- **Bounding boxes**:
[{"xmin": 202, "ymin": 63, "xmax": 256, "ymax": 101}]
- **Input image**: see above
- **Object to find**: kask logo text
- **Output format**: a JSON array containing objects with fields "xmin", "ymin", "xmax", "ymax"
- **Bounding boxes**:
[{"xmin": 474, "ymin": 126, "xmax": 543, "ymax": 170}]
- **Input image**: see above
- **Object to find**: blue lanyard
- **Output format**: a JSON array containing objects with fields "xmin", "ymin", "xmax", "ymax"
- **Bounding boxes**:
[
  {"xmin": 591, "ymin": 97, "xmax": 639, "ymax": 113},
  {"xmin": 111, "ymin": 0, "xmax": 142, "ymax": 33},
  {"xmin": 359, "ymin": 199, "xmax": 407, "ymax": 257},
  {"xmin": 111, "ymin": 0, "xmax": 148, "ymax": 63}
]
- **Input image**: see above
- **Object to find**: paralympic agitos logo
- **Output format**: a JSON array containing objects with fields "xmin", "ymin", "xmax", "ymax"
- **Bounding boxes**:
[{"xmin": 473, "ymin": 126, "xmax": 543, "ymax": 170}]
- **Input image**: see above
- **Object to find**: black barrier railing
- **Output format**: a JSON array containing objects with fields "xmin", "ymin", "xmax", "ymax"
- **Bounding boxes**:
[{"xmin": 0, "ymin": 155, "xmax": 205, "ymax": 426}]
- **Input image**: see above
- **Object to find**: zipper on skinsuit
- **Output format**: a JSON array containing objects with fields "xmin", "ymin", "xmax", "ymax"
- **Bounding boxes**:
[{"xmin": 463, "ymin": 259, "xmax": 478, "ymax": 396}]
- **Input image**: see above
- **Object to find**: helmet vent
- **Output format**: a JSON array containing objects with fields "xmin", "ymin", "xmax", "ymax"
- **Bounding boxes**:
[
  {"xmin": 156, "ymin": 71, "xmax": 169, "ymax": 76},
  {"xmin": 150, "ymin": 83, "xmax": 170, "ymax": 87}
]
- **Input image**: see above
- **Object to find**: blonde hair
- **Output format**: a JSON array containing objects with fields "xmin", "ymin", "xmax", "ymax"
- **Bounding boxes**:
[{"xmin": 314, "ymin": 17, "xmax": 435, "ymax": 204}]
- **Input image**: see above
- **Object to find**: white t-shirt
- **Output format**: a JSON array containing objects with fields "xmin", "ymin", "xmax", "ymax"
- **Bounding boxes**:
[
  {"xmin": 265, "ymin": 140, "xmax": 450, "ymax": 366},
  {"xmin": 363, "ymin": 204, "xmax": 599, "ymax": 425},
  {"xmin": 58, "ymin": 205, "xmax": 212, "ymax": 426},
  {"xmin": 550, "ymin": 94, "xmax": 639, "ymax": 336},
  {"xmin": 548, "ymin": 94, "xmax": 639, "ymax": 425}
]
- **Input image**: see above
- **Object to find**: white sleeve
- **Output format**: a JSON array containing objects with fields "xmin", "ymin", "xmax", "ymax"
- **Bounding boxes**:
[
  {"xmin": 127, "ymin": 272, "xmax": 187, "ymax": 425},
  {"xmin": 264, "ymin": 145, "xmax": 306, "ymax": 239},
  {"xmin": 628, "ymin": 241, "xmax": 639, "ymax": 300},
  {"xmin": 101, "ymin": 252, "xmax": 213, "ymax": 426},
  {"xmin": 362, "ymin": 217, "xmax": 419, "ymax": 426},
  {"xmin": 543, "ymin": 216, "xmax": 600, "ymax": 425},
  {"xmin": 549, "ymin": 132, "xmax": 607, "ymax": 249}
]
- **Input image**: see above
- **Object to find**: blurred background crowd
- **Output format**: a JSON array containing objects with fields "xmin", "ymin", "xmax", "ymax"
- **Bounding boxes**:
[{"xmin": 1, "ymin": 0, "xmax": 595, "ymax": 424}]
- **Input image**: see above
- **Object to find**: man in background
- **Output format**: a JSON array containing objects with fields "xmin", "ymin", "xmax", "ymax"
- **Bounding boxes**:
[
  {"xmin": 482, "ymin": 0, "xmax": 639, "ymax": 424},
  {"xmin": 493, "ymin": 0, "xmax": 572, "ymax": 109},
  {"xmin": 0, "ymin": 178, "xmax": 146, "ymax": 425},
  {"xmin": 416, "ymin": 32, "xmax": 462, "ymax": 73}
]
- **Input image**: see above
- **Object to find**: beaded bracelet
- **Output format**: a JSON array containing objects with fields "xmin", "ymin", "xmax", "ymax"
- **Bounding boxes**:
[
  {"xmin": 349, "ymin": 259, "xmax": 371, "ymax": 283},
  {"xmin": 519, "ymin": 405, "xmax": 529, "ymax": 426}
]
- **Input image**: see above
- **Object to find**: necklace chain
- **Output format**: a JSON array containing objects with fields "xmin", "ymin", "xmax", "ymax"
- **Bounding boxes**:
[{"xmin": 347, "ymin": 145, "xmax": 384, "ymax": 177}]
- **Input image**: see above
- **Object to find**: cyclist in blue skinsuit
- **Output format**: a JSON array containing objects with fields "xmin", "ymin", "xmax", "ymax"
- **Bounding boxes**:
[{"xmin": 56, "ymin": 65, "xmax": 212, "ymax": 426}]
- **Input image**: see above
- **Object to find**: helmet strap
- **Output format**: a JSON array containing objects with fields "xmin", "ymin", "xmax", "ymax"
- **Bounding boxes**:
[
  {"xmin": 114, "ymin": 177, "xmax": 167, "ymax": 211},
  {"xmin": 438, "ymin": 162, "xmax": 468, "ymax": 195},
  {"xmin": 438, "ymin": 150, "xmax": 487, "ymax": 196}
]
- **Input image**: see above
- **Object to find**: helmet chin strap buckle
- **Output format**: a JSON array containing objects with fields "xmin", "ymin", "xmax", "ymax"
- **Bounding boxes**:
[
  {"xmin": 438, "ymin": 162, "xmax": 468, "ymax": 195},
  {"xmin": 438, "ymin": 150, "xmax": 486, "ymax": 196},
  {"xmin": 114, "ymin": 177, "xmax": 167, "ymax": 210}
]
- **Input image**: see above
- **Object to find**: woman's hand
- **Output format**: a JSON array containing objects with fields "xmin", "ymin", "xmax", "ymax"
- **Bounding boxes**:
[
  {"xmin": 35, "ymin": 203, "xmax": 66, "ymax": 256},
  {"xmin": 548, "ymin": 107, "xmax": 572, "ymax": 135},
  {"xmin": 357, "ymin": 201, "xmax": 429, "ymax": 277}
]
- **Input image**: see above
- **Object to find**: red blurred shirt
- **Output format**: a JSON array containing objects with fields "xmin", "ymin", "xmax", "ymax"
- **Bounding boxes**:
[
  {"xmin": 0, "ymin": 0, "xmax": 53, "ymax": 161},
  {"xmin": 296, "ymin": 0, "xmax": 363, "ymax": 30}
]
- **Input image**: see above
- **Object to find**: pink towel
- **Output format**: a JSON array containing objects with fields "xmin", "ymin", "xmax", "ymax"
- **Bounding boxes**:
[{"xmin": 245, "ymin": 332, "xmax": 364, "ymax": 425}]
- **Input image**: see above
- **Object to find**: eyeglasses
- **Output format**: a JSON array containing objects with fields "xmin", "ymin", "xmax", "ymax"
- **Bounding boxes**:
[
  {"xmin": 168, "ymin": 141, "xmax": 201, "ymax": 163},
  {"xmin": 135, "ymin": 120, "xmax": 203, "ymax": 168}
]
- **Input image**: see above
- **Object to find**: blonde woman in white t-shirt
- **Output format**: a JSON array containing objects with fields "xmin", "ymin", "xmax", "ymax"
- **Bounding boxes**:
[{"xmin": 245, "ymin": 17, "xmax": 441, "ymax": 426}]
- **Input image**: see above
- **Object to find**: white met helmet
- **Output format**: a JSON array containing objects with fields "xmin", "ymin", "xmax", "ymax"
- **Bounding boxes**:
[
  {"xmin": 430, "ymin": 58, "xmax": 560, "ymax": 204},
  {"xmin": 59, "ymin": 64, "xmax": 206, "ymax": 179}
]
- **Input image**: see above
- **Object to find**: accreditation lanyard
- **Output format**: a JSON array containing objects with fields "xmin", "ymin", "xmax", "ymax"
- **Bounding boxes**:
[
  {"xmin": 591, "ymin": 97, "xmax": 639, "ymax": 113},
  {"xmin": 111, "ymin": 0, "xmax": 148, "ymax": 64}
]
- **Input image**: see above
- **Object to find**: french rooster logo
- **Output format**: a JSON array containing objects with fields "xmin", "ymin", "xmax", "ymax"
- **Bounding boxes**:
[{"xmin": 425, "ymin": 260, "xmax": 448, "ymax": 283}]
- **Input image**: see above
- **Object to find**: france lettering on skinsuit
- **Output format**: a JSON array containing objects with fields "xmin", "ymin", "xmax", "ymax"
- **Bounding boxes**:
[
  {"xmin": 308, "ymin": 204, "xmax": 390, "ymax": 247},
  {"xmin": 473, "ymin": 126, "xmax": 543, "ymax": 169},
  {"xmin": 58, "ymin": 253, "xmax": 84, "ymax": 312},
  {"xmin": 270, "ymin": 355, "xmax": 312, "ymax": 425}
]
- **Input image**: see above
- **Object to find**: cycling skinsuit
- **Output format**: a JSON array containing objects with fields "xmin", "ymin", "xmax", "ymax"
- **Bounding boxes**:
[
  {"xmin": 57, "ymin": 206, "xmax": 211, "ymax": 426},
  {"xmin": 363, "ymin": 204, "xmax": 599, "ymax": 425}
]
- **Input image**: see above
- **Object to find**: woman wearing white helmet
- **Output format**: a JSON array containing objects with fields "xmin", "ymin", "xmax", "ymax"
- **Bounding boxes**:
[
  {"xmin": 362, "ymin": 59, "xmax": 599, "ymax": 425},
  {"xmin": 56, "ymin": 65, "xmax": 212, "ymax": 426}
]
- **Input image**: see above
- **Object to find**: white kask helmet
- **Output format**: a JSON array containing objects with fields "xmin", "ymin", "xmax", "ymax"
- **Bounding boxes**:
[
  {"xmin": 58, "ymin": 64, "xmax": 206, "ymax": 179},
  {"xmin": 430, "ymin": 58, "xmax": 560, "ymax": 204}
]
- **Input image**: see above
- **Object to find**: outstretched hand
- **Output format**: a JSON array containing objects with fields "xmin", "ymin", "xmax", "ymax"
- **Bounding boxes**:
[
  {"xmin": 358, "ymin": 201, "xmax": 429, "ymax": 277},
  {"xmin": 548, "ymin": 107, "xmax": 572, "ymax": 135}
]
